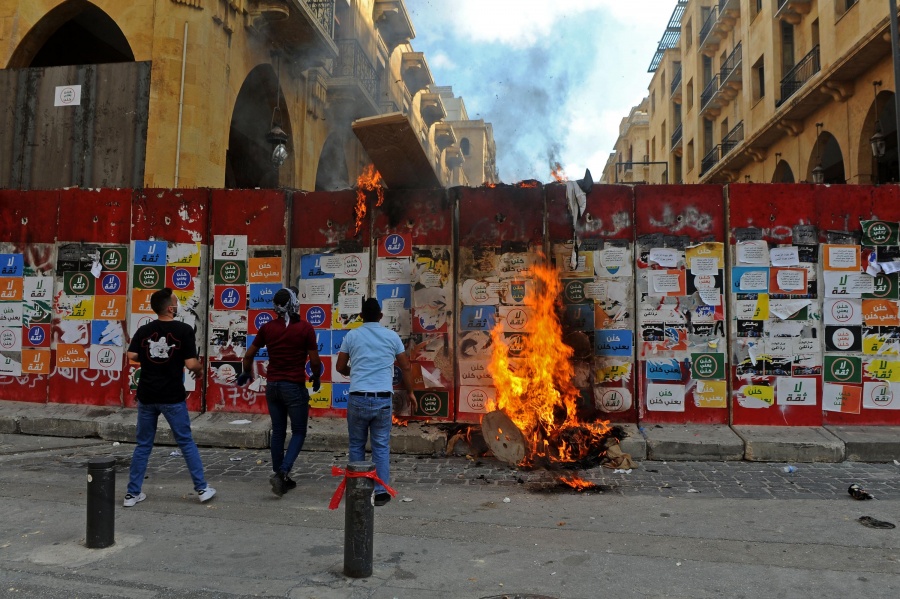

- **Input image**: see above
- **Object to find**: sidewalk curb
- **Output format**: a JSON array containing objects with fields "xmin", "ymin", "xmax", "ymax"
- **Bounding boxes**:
[{"xmin": 2, "ymin": 401, "xmax": 900, "ymax": 462}]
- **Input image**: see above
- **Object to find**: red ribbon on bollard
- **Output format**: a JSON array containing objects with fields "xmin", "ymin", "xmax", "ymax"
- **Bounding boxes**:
[{"xmin": 328, "ymin": 466, "xmax": 397, "ymax": 510}]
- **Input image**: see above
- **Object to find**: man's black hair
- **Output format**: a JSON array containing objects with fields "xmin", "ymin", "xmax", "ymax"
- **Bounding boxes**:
[
  {"xmin": 150, "ymin": 288, "xmax": 175, "ymax": 315},
  {"xmin": 361, "ymin": 298, "xmax": 382, "ymax": 322},
  {"xmin": 273, "ymin": 289, "xmax": 292, "ymax": 307}
]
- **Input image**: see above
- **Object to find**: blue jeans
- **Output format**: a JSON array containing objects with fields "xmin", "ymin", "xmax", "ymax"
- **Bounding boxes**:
[
  {"xmin": 128, "ymin": 401, "xmax": 207, "ymax": 494},
  {"xmin": 347, "ymin": 393, "xmax": 392, "ymax": 493},
  {"xmin": 266, "ymin": 381, "xmax": 310, "ymax": 474}
]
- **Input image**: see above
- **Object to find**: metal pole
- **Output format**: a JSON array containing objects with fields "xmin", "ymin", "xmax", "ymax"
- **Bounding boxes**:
[
  {"xmin": 343, "ymin": 461, "xmax": 375, "ymax": 578},
  {"xmin": 86, "ymin": 457, "xmax": 116, "ymax": 549},
  {"xmin": 890, "ymin": 0, "xmax": 900, "ymax": 176}
]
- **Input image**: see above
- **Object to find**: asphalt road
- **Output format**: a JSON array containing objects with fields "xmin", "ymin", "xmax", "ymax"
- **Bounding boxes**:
[{"xmin": 0, "ymin": 435, "xmax": 898, "ymax": 599}]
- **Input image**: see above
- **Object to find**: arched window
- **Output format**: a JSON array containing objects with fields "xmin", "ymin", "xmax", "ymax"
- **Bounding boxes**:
[{"xmin": 460, "ymin": 138, "xmax": 470, "ymax": 156}]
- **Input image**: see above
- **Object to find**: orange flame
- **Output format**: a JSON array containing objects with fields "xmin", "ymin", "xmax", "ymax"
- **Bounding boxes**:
[
  {"xmin": 518, "ymin": 181, "xmax": 539, "ymax": 188},
  {"xmin": 354, "ymin": 165, "xmax": 385, "ymax": 235},
  {"xmin": 392, "ymin": 414, "xmax": 410, "ymax": 427},
  {"xmin": 558, "ymin": 475, "xmax": 596, "ymax": 491},
  {"xmin": 550, "ymin": 162, "xmax": 568, "ymax": 183},
  {"xmin": 487, "ymin": 262, "xmax": 610, "ymax": 466}
]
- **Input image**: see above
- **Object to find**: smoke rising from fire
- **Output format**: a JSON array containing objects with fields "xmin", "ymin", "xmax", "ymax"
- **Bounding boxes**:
[{"xmin": 407, "ymin": 1, "xmax": 672, "ymax": 184}]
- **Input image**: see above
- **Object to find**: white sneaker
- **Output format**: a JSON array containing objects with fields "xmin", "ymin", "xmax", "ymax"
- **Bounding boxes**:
[
  {"xmin": 123, "ymin": 492, "xmax": 146, "ymax": 507},
  {"xmin": 198, "ymin": 486, "xmax": 216, "ymax": 503}
]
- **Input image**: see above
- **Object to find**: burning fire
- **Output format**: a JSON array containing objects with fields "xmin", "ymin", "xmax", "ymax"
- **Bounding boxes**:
[
  {"xmin": 392, "ymin": 414, "xmax": 410, "ymax": 427},
  {"xmin": 550, "ymin": 162, "xmax": 568, "ymax": 183},
  {"xmin": 558, "ymin": 475, "xmax": 597, "ymax": 492},
  {"xmin": 354, "ymin": 164, "xmax": 385, "ymax": 234},
  {"xmin": 517, "ymin": 181, "xmax": 539, "ymax": 188},
  {"xmin": 487, "ymin": 262, "xmax": 610, "ymax": 467}
]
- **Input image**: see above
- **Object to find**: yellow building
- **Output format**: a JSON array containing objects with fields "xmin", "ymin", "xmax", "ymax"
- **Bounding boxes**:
[
  {"xmin": 0, "ymin": 0, "xmax": 497, "ymax": 190},
  {"xmin": 607, "ymin": 0, "xmax": 897, "ymax": 185}
]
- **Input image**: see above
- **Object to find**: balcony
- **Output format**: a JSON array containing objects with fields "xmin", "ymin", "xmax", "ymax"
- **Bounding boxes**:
[
  {"xmin": 700, "ymin": 74, "xmax": 722, "ymax": 117},
  {"xmin": 327, "ymin": 38, "xmax": 380, "ymax": 121},
  {"xmin": 418, "ymin": 92, "xmax": 446, "ymax": 127},
  {"xmin": 715, "ymin": 0, "xmax": 740, "ymax": 33},
  {"xmin": 777, "ymin": 45, "xmax": 820, "ymax": 107},
  {"xmin": 380, "ymin": 100, "xmax": 400, "ymax": 114},
  {"xmin": 445, "ymin": 145, "xmax": 464, "ymax": 169},
  {"xmin": 699, "ymin": 7, "xmax": 727, "ymax": 55},
  {"xmin": 720, "ymin": 42, "xmax": 742, "ymax": 85},
  {"xmin": 721, "ymin": 120, "xmax": 744, "ymax": 157},
  {"xmin": 671, "ymin": 123, "xmax": 683, "ymax": 153},
  {"xmin": 401, "ymin": 52, "xmax": 434, "ymax": 96},
  {"xmin": 775, "ymin": 0, "xmax": 813, "ymax": 25},
  {"xmin": 671, "ymin": 65, "xmax": 682, "ymax": 101},
  {"xmin": 249, "ymin": 1, "xmax": 338, "ymax": 67},
  {"xmin": 701, "ymin": 145, "xmax": 720, "ymax": 176},
  {"xmin": 434, "ymin": 122, "xmax": 456, "ymax": 151},
  {"xmin": 373, "ymin": 0, "xmax": 415, "ymax": 53}
]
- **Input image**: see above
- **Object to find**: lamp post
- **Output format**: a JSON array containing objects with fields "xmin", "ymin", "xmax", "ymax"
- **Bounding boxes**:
[
  {"xmin": 812, "ymin": 122, "xmax": 825, "ymax": 184},
  {"xmin": 871, "ymin": 81, "xmax": 887, "ymax": 160},
  {"xmin": 268, "ymin": 55, "xmax": 289, "ymax": 169}
]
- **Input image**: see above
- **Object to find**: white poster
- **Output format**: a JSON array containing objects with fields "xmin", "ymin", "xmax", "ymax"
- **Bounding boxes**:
[
  {"xmin": 776, "ymin": 377, "xmax": 817, "ymax": 406},
  {"xmin": 646, "ymin": 383, "xmax": 685, "ymax": 412}
]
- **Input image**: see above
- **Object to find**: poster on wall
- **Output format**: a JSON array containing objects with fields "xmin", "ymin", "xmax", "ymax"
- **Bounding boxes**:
[
  {"xmin": 731, "ymin": 232, "xmax": 821, "ymax": 410},
  {"xmin": 638, "ymin": 239, "xmax": 727, "ymax": 412},
  {"xmin": 55, "ymin": 243, "xmax": 128, "ymax": 373}
]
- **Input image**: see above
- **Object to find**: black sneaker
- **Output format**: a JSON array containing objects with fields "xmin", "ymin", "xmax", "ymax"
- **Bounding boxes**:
[
  {"xmin": 269, "ymin": 472, "xmax": 285, "ymax": 497},
  {"xmin": 283, "ymin": 475, "xmax": 297, "ymax": 491},
  {"xmin": 374, "ymin": 492, "xmax": 391, "ymax": 506}
]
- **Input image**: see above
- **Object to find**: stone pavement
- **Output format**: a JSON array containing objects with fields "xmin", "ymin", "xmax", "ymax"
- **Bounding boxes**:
[{"xmin": 1, "ymin": 435, "xmax": 900, "ymax": 598}]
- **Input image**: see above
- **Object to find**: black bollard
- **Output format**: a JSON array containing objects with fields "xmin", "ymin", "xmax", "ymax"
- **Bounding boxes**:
[
  {"xmin": 86, "ymin": 457, "xmax": 116, "ymax": 549},
  {"xmin": 343, "ymin": 461, "xmax": 375, "ymax": 578}
]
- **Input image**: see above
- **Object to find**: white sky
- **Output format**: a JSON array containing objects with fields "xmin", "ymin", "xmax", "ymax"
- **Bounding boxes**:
[{"xmin": 407, "ymin": 0, "xmax": 675, "ymax": 183}]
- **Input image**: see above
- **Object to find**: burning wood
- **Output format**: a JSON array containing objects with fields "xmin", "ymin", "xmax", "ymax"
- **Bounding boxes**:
[
  {"xmin": 483, "ymin": 262, "xmax": 618, "ymax": 470},
  {"xmin": 353, "ymin": 164, "xmax": 385, "ymax": 234},
  {"xmin": 557, "ymin": 475, "xmax": 600, "ymax": 492}
]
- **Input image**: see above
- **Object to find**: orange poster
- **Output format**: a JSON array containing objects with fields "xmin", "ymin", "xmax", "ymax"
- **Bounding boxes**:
[
  {"xmin": 56, "ymin": 343, "xmax": 90, "ymax": 369},
  {"xmin": 248, "ymin": 257, "xmax": 283, "ymax": 283},
  {"xmin": 862, "ymin": 299, "xmax": 900, "ymax": 326},
  {"xmin": 94, "ymin": 296, "xmax": 127, "ymax": 320},
  {"xmin": 131, "ymin": 289, "xmax": 155, "ymax": 314},
  {"xmin": 22, "ymin": 349, "xmax": 50, "ymax": 374}
]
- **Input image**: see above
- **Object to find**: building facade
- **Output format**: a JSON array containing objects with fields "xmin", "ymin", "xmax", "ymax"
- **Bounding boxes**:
[
  {"xmin": 606, "ymin": 0, "xmax": 896, "ymax": 185},
  {"xmin": 0, "ymin": 0, "xmax": 497, "ymax": 191}
]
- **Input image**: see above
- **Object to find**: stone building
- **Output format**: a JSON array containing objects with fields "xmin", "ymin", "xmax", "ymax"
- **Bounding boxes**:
[
  {"xmin": 0, "ymin": 0, "xmax": 498, "ymax": 190},
  {"xmin": 605, "ymin": 0, "xmax": 897, "ymax": 185}
]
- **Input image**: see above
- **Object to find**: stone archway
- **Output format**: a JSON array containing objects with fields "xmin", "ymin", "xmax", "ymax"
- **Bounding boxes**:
[
  {"xmin": 314, "ymin": 132, "xmax": 350, "ymax": 191},
  {"xmin": 225, "ymin": 64, "xmax": 293, "ymax": 189},
  {"xmin": 807, "ymin": 129, "xmax": 845, "ymax": 184},
  {"xmin": 771, "ymin": 159, "xmax": 795, "ymax": 183},
  {"xmin": 8, "ymin": 1, "xmax": 134, "ymax": 68},
  {"xmin": 858, "ymin": 89, "xmax": 898, "ymax": 184}
]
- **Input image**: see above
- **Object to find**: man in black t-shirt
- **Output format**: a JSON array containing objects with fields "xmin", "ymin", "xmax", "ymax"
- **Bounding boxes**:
[{"xmin": 124, "ymin": 288, "xmax": 215, "ymax": 507}]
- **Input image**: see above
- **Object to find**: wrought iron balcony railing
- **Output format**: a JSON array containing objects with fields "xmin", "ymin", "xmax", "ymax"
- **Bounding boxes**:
[
  {"xmin": 777, "ymin": 45, "xmax": 820, "ymax": 107},
  {"xmin": 699, "ymin": 6, "xmax": 718, "ymax": 47},
  {"xmin": 721, "ymin": 120, "xmax": 744, "ymax": 156},
  {"xmin": 671, "ymin": 123, "xmax": 683, "ymax": 148},
  {"xmin": 306, "ymin": 0, "xmax": 336, "ymax": 38},
  {"xmin": 701, "ymin": 145, "xmax": 720, "ymax": 175},
  {"xmin": 334, "ymin": 39, "xmax": 379, "ymax": 101},
  {"xmin": 720, "ymin": 42, "xmax": 742, "ymax": 82},
  {"xmin": 671, "ymin": 65, "xmax": 682, "ymax": 96},
  {"xmin": 701, "ymin": 74, "xmax": 720, "ymax": 110}
]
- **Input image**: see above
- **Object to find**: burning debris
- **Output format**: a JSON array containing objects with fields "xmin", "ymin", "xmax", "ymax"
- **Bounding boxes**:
[
  {"xmin": 481, "ymin": 262, "xmax": 627, "ymax": 471},
  {"xmin": 353, "ymin": 164, "xmax": 385, "ymax": 234}
]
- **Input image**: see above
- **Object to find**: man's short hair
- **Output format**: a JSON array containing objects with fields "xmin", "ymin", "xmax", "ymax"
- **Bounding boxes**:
[
  {"xmin": 361, "ymin": 298, "xmax": 382, "ymax": 322},
  {"xmin": 150, "ymin": 288, "xmax": 174, "ymax": 315}
]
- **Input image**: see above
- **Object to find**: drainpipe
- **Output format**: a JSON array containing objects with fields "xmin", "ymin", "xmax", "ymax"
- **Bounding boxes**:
[{"xmin": 175, "ymin": 22, "xmax": 188, "ymax": 188}]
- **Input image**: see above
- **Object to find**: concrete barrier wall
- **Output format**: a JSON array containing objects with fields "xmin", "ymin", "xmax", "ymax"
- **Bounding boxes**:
[{"xmin": 2, "ymin": 184, "xmax": 900, "ymax": 427}]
